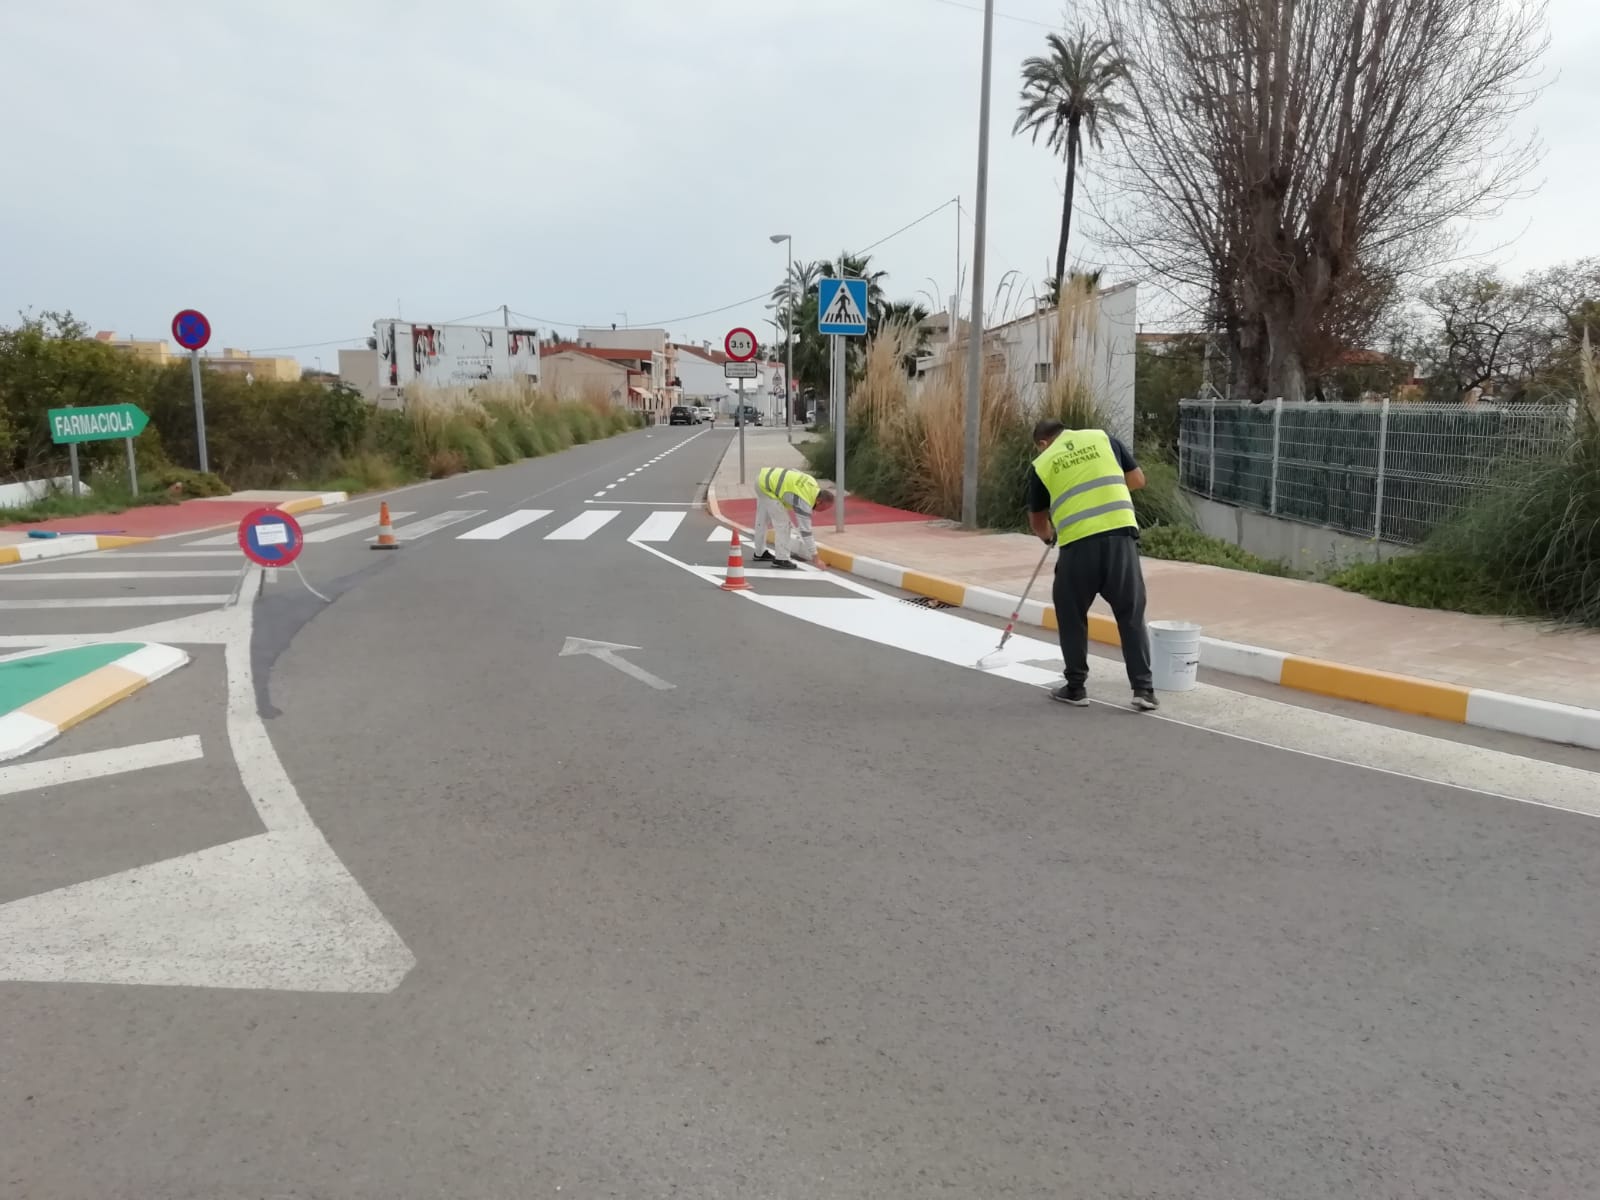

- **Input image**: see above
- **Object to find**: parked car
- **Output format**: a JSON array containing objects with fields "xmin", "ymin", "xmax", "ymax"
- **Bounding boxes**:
[
  {"xmin": 734, "ymin": 405, "xmax": 763, "ymax": 427},
  {"xmin": 668, "ymin": 405, "xmax": 695, "ymax": 426},
  {"xmin": 692, "ymin": 405, "xmax": 714, "ymax": 423}
]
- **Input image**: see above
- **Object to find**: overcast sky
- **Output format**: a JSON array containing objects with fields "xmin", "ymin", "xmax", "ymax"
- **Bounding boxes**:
[{"xmin": 2, "ymin": 0, "xmax": 1593, "ymax": 364}]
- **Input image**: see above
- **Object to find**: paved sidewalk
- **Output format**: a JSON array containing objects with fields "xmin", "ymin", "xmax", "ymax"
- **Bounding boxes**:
[{"xmin": 712, "ymin": 432, "xmax": 1600, "ymax": 714}]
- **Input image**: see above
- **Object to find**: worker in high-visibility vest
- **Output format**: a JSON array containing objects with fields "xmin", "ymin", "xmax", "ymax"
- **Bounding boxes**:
[
  {"xmin": 1026, "ymin": 419, "xmax": 1157, "ymax": 711},
  {"xmin": 752, "ymin": 466, "xmax": 834, "ymax": 571}
]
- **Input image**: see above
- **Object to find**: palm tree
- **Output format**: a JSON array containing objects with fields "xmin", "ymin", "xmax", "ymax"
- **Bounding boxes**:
[{"xmin": 1013, "ymin": 28, "xmax": 1130, "ymax": 290}]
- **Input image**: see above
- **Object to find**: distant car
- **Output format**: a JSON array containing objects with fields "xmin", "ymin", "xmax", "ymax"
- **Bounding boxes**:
[
  {"xmin": 734, "ymin": 405, "xmax": 763, "ymax": 427},
  {"xmin": 669, "ymin": 405, "xmax": 694, "ymax": 426},
  {"xmin": 692, "ymin": 405, "xmax": 714, "ymax": 423}
]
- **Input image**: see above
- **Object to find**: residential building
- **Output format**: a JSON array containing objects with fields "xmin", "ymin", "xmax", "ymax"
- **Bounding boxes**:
[
  {"xmin": 540, "ymin": 347, "xmax": 653, "ymax": 412},
  {"xmin": 92, "ymin": 331, "xmax": 302, "ymax": 381},
  {"xmin": 671, "ymin": 342, "xmax": 731, "ymax": 407},
  {"xmin": 915, "ymin": 282, "xmax": 1137, "ymax": 443}
]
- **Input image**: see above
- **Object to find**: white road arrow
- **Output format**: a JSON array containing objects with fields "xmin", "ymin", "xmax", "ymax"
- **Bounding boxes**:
[{"xmin": 559, "ymin": 637, "xmax": 675, "ymax": 691}]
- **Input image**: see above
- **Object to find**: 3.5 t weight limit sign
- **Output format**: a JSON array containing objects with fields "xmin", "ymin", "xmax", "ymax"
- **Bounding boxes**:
[{"xmin": 726, "ymin": 327, "xmax": 759, "ymax": 487}]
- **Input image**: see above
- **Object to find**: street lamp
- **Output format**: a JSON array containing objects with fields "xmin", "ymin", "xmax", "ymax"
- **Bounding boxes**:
[
  {"xmin": 770, "ymin": 233, "xmax": 794, "ymax": 442},
  {"xmin": 961, "ymin": 0, "xmax": 996, "ymax": 529}
]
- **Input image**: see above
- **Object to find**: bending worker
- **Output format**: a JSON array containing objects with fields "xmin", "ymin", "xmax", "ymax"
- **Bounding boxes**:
[
  {"xmin": 752, "ymin": 466, "xmax": 834, "ymax": 571},
  {"xmin": 1026, "ymin": 419, "xmax": 1158, "ymax": 712}
]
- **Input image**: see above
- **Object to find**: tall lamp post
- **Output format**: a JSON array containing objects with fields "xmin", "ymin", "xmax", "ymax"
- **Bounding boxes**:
[
  {"xmin": 769, "ymin": 233, "xmax": 794, "ymax": 442},
  {"xmin": 961, "ymin": 0, "xmax": 996, "ymax": 528}
]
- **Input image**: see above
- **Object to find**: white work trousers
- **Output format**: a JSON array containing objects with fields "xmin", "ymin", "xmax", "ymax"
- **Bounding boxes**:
[{"xmin": 753, "ymin": 494, "xmax": 792, "ymax": 560}]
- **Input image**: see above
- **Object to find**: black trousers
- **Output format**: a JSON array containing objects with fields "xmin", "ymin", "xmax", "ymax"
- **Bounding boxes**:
[{"xmin": 1051, "ymin": 532, "xmax": 1153, "ymax": 691}]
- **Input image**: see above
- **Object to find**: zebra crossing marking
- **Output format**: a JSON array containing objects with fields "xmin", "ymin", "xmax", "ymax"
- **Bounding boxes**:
[
  {"xmin": 629, "ymin": 512, "xmax": 687, "ymax": 543},
  {"xmin": 369, "ymin": 510, "xmax": 483, "ymax": 541},
  {"xmin": 546, "ymin": 510, "xmax": 620, "ymax": 540},
  {"xmin": 185, "ymin": 510, "xmax": 343, "ymax": 546},
  {"xmin": 457, "ymin": 510, "xmax": 552, "ymax": 541},
  {"xmin": 302, "ymin": 511, "xmax": 414, "ymax": 543}
]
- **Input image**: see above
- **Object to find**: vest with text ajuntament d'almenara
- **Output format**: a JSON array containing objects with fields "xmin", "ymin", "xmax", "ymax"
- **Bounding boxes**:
[{"xmin": 1031, "ymin": 429, "xmax": 1137, "ymax": 546}]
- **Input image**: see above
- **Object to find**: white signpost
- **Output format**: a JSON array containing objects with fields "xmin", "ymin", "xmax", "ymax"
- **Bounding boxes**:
[
  {"xmin": 724, "ymin": 328, "xmax": 759, "ymax": 483},
  {"xmin": 816, "ymin": 277, "xmax": 869, "ymax": 532}
]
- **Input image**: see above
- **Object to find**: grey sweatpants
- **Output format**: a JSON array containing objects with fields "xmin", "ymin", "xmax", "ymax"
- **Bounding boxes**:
[{"xmin": 1052, "ymin": 532, "xmax": 1153, "ymax": 691}]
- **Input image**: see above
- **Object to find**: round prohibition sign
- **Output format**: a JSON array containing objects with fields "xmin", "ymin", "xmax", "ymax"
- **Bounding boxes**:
[
  {"xmin": 172, "ymin": 308, "xmax": 212, "ymax": 352},
  {"xmin": 724, "ymin": 327, "xmax": 758, "ymax": 362},
  {"xmin": 238, "ymin": 507, "xmax": 305, "ymax": 567}
]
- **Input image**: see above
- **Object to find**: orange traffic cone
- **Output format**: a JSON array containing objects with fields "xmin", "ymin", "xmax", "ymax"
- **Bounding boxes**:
[
  {"xmin": 371, "ymin": 501, "xmax": 399, "ymax": 550},
  {"xmin": 721, "ymin": 529, "xmax": 749, "ymax": 591}
]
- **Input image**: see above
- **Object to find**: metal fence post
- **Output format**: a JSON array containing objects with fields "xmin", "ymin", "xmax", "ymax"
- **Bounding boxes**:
[
  {"xmin": 1269, "ymin": 397, "xmax": 1282, "ymax": 515},
  {"xmin": 1207, "ymin": 398, "xmax": 1217, "ymax": 497},
  {"xmin": 1373, "ymin": 397, "xmax": 1390, "ymax": 541}
]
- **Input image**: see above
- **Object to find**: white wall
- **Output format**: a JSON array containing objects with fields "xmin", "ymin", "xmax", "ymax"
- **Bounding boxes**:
[
  {"xmin": 674, "ymin": 352, "xmax": 726, "ymax": 401},
  {"xmin": 0, "ymin": 476, "xmax": 87, "ymax": 508},
  {"xmin": 577, "ymin": 327, "xmax": 667, "ymax": 353},
  {"xmin": 914, "ymin": 283, "xmax": 1137, "ymax": 444}
]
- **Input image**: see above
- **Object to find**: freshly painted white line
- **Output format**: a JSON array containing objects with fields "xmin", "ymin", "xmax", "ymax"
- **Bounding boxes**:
[
  {"xmin": 605, "ymin": 484, "xmax": 618, "ymax": 490},
  {"xmin": 546, "ymin": 510, "xmax": 620, "ymax": 540},
  {"xmin": 0, "ymin": 595, "xmax": 231, "ymax": 610},
  {"xmin": 593, "ymin": 491, "xmax": 607, "ymax": 498},
  {"xmin": 2, "ymin": 570, "xmax": 240, "ymax": 581},
  {"xmin": 707, "ymin": 526, "xmax": 734, "ymax": 542},
  {"xmin": 369, "ymin": 510, "xmax": 483, "ymax": 541},
  {"xmin": 585, "ymin": 500, "xmax": 696, "ymax": 506},
  {"xmin": 631, "ymin": 538, "xmax": 1600, "ymax": 817},
  {"xmin": 457, "ymin": 490, "xmax": 488, "ymax": 498},
  {"xmin": 457, "ymin": 509, "xmax": 552, "ymax": 541},
  {"xmin": 303, "ymin": 511, "xmax": 414, "ymax": 543},
  {"xmin": 0, "ymin": 735, "xmax": 203, "ymax": 797},
  {"xmin": 629, "ymin": 511, "xmax": 687, "ymax": 543}
]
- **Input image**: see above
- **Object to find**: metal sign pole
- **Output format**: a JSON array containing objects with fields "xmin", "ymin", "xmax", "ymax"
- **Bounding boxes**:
[
  {"xmin": 833, "ymin": 335, "xmax": 845, "ymax": 533},
  {"xmin": 190, "ymin": 349, "xmax": 209, "ymax": 474},
  {"xmin": 68, "ymin": 442, "xmax": 81, "ymax": 500},
  {"xmin": 737, "ymin": 376, "xmax": 746, "ymax": 484},
  {"xmin": 124, "ymin": 437, "xmax": 138, "ymax": 496}
]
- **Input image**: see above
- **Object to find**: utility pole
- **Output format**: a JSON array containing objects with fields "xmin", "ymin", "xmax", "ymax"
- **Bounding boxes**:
[{"xmin": 961, "ymin": 0, "xmax": 996, "ymax": 529}]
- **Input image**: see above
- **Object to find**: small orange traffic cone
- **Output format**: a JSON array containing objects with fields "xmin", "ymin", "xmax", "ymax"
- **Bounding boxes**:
[
  {"xmin": 371, "ymin": 501, "xmax": 399, "ymax": 550},
  {"xmin": 721, "ymin": 529, "xmax": 749, "ymax": 591}
]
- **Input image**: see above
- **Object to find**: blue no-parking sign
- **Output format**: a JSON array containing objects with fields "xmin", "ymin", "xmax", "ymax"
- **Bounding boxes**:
[{"xmin": 237, "ymin": 507, "xmax": 305, "ymax": 567}]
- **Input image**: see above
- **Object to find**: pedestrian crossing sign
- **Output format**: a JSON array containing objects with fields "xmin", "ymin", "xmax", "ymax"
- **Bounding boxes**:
[{"xmin": 817, "ymin": 277, "xmax": 869, "ymax": 337}]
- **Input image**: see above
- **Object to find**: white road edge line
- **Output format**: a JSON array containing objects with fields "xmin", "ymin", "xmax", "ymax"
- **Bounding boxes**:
[
  {"xmin": 627, "ymin": 538, "xmax": 1600, "ymax": 818},
  {"xmin": 0, "ymin": 736, "xmax": 203, "ymax": 797}
]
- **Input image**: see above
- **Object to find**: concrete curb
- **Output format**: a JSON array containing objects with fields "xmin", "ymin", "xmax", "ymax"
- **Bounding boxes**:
[
  {"xmin": 705, "ymin": 483, "xmax": 1600, "ymax": 751},
  {"xmin": 0, "ymin": 643, "xmax": 191, "ymax": 762},
  {"xmin": 0, "ymin": 491, "xmax": 348, "ymax": 567}
]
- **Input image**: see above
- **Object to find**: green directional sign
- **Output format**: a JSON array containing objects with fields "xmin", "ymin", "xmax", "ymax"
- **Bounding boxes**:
[{"xmin": 47, "ymin": 404, "xmax": 150, "ymax": 445}]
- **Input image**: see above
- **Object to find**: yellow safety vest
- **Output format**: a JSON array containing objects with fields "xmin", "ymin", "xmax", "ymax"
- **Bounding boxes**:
[
  {"xmin": 1031, "ymin": 429, "xmax": 1138, "ymax": 546},
  {"xmin": 757, "ymin": 467, "xmax": 820, "ymax": 510}
]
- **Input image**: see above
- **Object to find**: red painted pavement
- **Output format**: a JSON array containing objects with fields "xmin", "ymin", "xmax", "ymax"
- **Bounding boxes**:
[
  {"xmin": 3, "ymin": 499, "xmax": 287, "ymax": 539},
  {"xmin": 718, "ymin": 496, "xmax": 932, "ymax": 527}
]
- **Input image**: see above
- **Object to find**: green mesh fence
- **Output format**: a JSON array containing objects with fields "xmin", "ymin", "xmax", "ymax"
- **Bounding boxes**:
[{"xmin": 1177, "ymin": 399, "xmax": 1576, "ymax": 545}]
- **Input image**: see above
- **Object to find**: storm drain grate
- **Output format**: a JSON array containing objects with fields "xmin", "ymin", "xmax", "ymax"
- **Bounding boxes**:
[{"xmin": 900, "ymin": 595, "xmax": 955, "ymax": 610}]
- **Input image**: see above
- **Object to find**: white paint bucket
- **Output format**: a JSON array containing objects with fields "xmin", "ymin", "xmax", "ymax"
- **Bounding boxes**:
[{"xmin": 1149, "ymin": 620, "xmax": 1201, "ymax": 692}]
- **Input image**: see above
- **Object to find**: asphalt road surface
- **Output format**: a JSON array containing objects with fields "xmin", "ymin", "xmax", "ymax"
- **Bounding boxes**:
[{"xmin": 3, "ymin": 426, "xmax": 1598, "ymax": 1199}]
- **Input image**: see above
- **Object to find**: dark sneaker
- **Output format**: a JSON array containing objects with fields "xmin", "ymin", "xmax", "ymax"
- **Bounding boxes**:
[
  {"xmin": 770, "ymin": 559, "xmax": 799, "ymax": 571},
  {"xmin": 1051, "ymin": 683, "xmax": 1090, "ymax": 707},
  {"xmin": 752, "ymin": 550, "xmax": 775, "ymax": 562},
  {"xmin": 1131, "ymin": 690, "xmax": 1160, "ymax": 712}
]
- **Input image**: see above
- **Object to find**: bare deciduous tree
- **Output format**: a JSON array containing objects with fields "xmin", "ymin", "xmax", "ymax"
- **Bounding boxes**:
[{"xmin": 1095, "ymin": 0, "xmax": 1548, "ymax": 401}]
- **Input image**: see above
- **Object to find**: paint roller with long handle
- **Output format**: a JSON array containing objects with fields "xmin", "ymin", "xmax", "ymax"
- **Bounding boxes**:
[{"xmin": 976, "ymin": 540, "xmax": 1054, "ymax": 670}]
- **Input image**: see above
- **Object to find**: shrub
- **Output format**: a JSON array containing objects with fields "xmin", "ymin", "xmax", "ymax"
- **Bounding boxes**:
[{"xmin": 1138, "ymin": 526, "xmax": 1295, "ymax": 576}]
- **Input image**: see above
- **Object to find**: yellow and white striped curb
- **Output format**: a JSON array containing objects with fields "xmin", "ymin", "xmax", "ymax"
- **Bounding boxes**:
[
  {"xmin": 0, "ymin": 533, "xmax": 150, "ymax": 566},
  {"xmin": 0, "ymin": 491, "xmax": 347, "ymax": 567},
  {"xmin": 276, "ymin": 491, "xmax": 348, "ymax": 516},
  {"xmin": 706, "ymin": 485, "xmax": 1600, "ymax": 751},
  {"xmin": 0, "ymin": 644, "xmax": 191, "ymax": 762}
]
